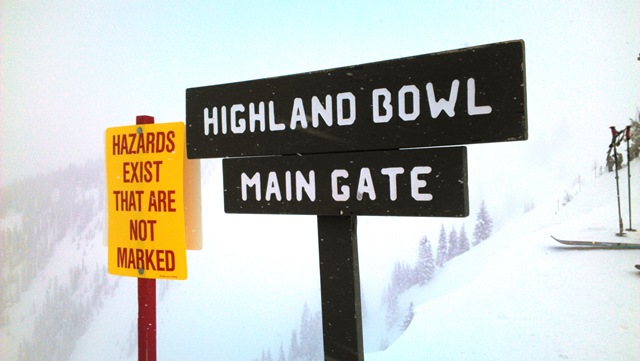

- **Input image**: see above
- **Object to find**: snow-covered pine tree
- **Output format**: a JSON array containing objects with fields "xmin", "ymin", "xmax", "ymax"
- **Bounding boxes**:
[
  {"xmin": 415, "ymin": 236, "xmax": 436, "ymax": 285},
  {"xmin": 279, "ymin": 342, "xmax": 286, "ymax": 361},
  {"xmin": 385, "ymin": 261, "xmax": 416, "ymax": 329},
  {"xmin": 473, "ymin": 200, "xmax": 493, "ymax": 245},
  {"xmin": 299, "ymin": 303, "xmax": 313, "ymax": 361},
  {"xmin": 458, "ymin": 224, "xmax": 470, "ymax": 254},
  {"xmin": 448, "ymin": 226, "xmax": 459, "ymax": 259},
  {"xmin": 385, "ymin": 287, "xmax": 399, "ymax": 330},
  {"xmin": 435, "ymin": 224, "xmax": 448, "ymax": 267},
  {"xmin": 380, "ymin": 337, "xmax": 390, "ymax": 350},
  {"xmin": 400, "ymin": 302, "xmax": 415, "ymax": 331},
  {"xmin": 310, "ymin": 311, "xmax": 323, "ymax": 360},
  {"xmin": 288, "ymin": 330, "xmax": 299, "ymax": 361}
]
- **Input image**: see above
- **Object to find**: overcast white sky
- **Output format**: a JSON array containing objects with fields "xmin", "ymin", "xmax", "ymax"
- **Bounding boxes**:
[{"xmin": 1, "ymin": 0, "xmax": 638, "ymax": 198}]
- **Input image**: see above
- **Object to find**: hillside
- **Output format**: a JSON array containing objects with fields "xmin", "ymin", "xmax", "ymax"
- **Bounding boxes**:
[
  {"xmin": 367, "ymin": 159, "xmax": 640, "ymax": 360},
  {"xmin": 2, "ymin": 158, "xmax": 638, "ymax": 361}
]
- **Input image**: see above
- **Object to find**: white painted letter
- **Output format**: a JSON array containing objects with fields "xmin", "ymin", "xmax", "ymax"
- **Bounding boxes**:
[
  {"xmin": 372, "ymin": 88, "xmax": 393, "ymax": 123},
  {"xmin": 426, "ymin": 80, "xmax": 460, "ymax": 118},
  {"xmin": 249, "ymin": 102, "xmax": 266, "ymax": 132},
  {"xmin": 220, "ymin": 106, "xmax": 228, "ymax": 134},
  {"xmin": 268, "ymin": 101, "xmax": 285, "ymax": 131},
  {"xmin": 285, "ymin": 171, "xmax": 292, "ymax": 201},
  {"xmin": 410, "ymin": 166, "xmax": 433, "ymax": 201},
  {"xmin": 290, "ymin": 98, "xmax": 308, "ymax": 129},
  {"xmin": 331, "ymin": 169, "xmax": 350, "ymax": 201},
  {"xmin": 398, "ymin": 85, "xmax": 420, "ymax": 121},
  {"xmin": 296, "ymin": 171, "xmax": 316, "ymax": 201},
  {"xmin": 356, "ymin": 168, "xmax": 376, "ymax": 201},
  {"xmin": 337, "ymin": 92, "xmax": 356, "ymax": 126},
  {"xmin": 467, "ymin": 78, "xmax": 493, "ymax": 115},
  {"xmin": 204, "ymin": 107, "xmax": 218, "ymax": 135},
  {"xmin": 311, "ymin": 95, "xmax": 333, "ymax": 127},
  {"xmin": 265, "ymin": 172, "xmax": 282, "ymax": 201},
  {"xmin": 230, "ymin": 104, "xmax": 246, "ymax": 133},
  {"xmin": 241, "ymin": 172, "xmax": 261, "ymax": 201},
  {"xmin": 381, "ymin": 167, "xmax": 405, "ymax": 201}
]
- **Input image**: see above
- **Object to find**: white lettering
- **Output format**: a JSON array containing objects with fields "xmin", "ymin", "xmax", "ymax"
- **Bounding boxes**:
[
  {"xmin": 265, "ymin": 172, "xmax": 282, "ymax": 201},
  {"xmin": 336, "ymin": 92, "xmax": 356, "ymax": 126},
  {"xmin": 290, "ymin": 98, "xmax": 308, "ymax": 129},
  {"xmin": 311, "ymin": 95, "xmax": 333, "ymax": 127},
  {"xmin": 268, "ymin": 100, "xmax": 285, "ymax": 131},
  {"xmin": 398, "ymin": 85, "xmax": 420, "ymax": 121},
  {"xmin": 410, "ymin": 166, "xmax": 433, "ymax": 201},
  {"xmin": 426, "ymin": 80, "xmax": 459, "ymax": 118},
  {"xmin": 204, "ymin": 107, "xmax": 218, "ymax": 135},
  {"xmin": 356, "ymin": 168, "xmax": 376, "ymax": 200},
  {"xmin": 241, "ymin": 173, "xmax": 261, "ymax": 201},
  {"xmin": 249, "ymin": 102, "xmax": 266, "ymax": 132},
  {"xmin": 381, "ymin": 167, "xmax": 405, "ymax": 201},
  {"xmin": 230, "ymin": 104, "xmax": 246, "ymax": 133},
  {"xmin": 296, "ymin": 171, "xmax": 316, "ymax": 201},
  {"xmin": 372, "ymin": 88, "xmax": 393, "ymax": 123},
  {"xmin": 285, "ymin": 171, "xmax": 292, "ymax": 201},
  {"xmin": 331, "ymin": 169, "xmax": 350, "ymax": 201},
  {"xmin": 467, "ymin": 78, "xmax": 492, "ymax": 115},
  {"xmin": 220, "ymin": 106, "xmax": 228, "ymax": 134}
]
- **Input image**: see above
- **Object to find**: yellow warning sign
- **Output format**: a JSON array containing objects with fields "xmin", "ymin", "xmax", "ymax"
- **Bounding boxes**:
[{"xmin": 106, "ymin": 122, "xmax": 191, "ymax": 279}]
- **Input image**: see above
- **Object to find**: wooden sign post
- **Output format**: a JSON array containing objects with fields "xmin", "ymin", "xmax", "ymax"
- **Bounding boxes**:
[
  {"xmin": 317, "ymin": 215, "xmax": 363, "ymax": 359},
  {"xmin": 186, "ymin": 40, "xmax": 527, "ymax": 360}
]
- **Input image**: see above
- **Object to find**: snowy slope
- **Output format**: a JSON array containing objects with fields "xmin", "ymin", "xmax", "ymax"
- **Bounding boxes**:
[
  {"xmin": 367, "ymin": 159, "xmax": 640, "ymax": 360},
  {"xmin": 67, "ymin": 160, "xmax": 639, "ymax": 361},
  {"xmin": 66, "ymin": 159, "xmax": 640, "ymax": 361}
]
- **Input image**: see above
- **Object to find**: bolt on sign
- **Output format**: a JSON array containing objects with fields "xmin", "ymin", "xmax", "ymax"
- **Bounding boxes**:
[
  {"xmin": 106, "ymin": 122, "xmax": 198, "ymax": 280},
  {"xmin": 186, "ymin": 40, "xmax": 526, "ymax": 159}
]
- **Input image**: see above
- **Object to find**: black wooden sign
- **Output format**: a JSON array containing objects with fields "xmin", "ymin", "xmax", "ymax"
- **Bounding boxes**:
[
  {"xmin": 186, "ymin": 40, "xmax": 526, "ymax": 159},
  {"xmin": 222, "ymin": 147, "xmax": 468, "ymax": 216}
]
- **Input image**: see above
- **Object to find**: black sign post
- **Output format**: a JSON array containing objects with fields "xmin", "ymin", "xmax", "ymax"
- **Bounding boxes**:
[
  {"xmin": 186, "ymin": 40, "xmax": 527, "ymax": 361},
  {"xmin": 317, "ymin": 215, "xmax": 363, "ymax": 360}
]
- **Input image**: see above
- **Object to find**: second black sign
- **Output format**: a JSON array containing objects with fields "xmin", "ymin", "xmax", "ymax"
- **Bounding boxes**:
[{"xmin": 223, "ymin": 147, "xmax": 468, "ymax": 217}]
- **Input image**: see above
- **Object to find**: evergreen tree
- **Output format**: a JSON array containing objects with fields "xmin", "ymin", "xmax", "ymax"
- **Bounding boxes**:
[
  {"xmin": 385, "ymin": 261, "xmax": 415, "ymax": 329},
  {"xmin": 310, "ymin": 311, "xmax": 323, "ymax": 360},
  {"xmin": 458, "ymin": 224, "xmax": 470, "ymax": 254},
  {"xmin": 400, "ymin": 302, "xmax": 415, "ymax": 331},
  {"xmin": 448, "ymin": 226, "xmax": 459, "ymax": 259},
  {"xmin": 415, "ymin": 236, "xmax": 436, "ymax": 284},
  {"xmin": 299, "ymin": 303, "xmax": 313, "ymax": 361},
  {"xmin": 385, "ymin": 286, "xmax": 399, "ymax": 330},
  {"xmin": 435, "ymin": 224, "xmax": 448, "ymax": 267},
  {"xmin": 380, "ymin": 337, "xmax": 390, "ymax": 350},
  {"xmin": 279, "ymin": 342, "xmax": 287, "ymax": 361},
  {"xmin": 473, "ymin": 201, "xmax": 493, "ymax": 245},
  {"xmin": 288, "ymin": 330, "xmax": 299, "ymax": 361},
  {"xmin": 391, "ymin": 261, "xmax": 415, "ymax": 293}
]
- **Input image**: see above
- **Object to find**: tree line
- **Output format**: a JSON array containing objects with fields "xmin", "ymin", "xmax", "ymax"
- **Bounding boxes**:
[
  {"xmin": 381, "ymin": 200, "xmax": 493, "ymax": 343},
  {"xmin": 251, "ymin": 201, "xmax": 494, "ymax": 360}
]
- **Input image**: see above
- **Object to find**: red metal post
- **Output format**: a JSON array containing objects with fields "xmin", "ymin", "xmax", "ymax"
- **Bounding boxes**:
[{"xmin": 136, "ymin": 115, "xmax": 157, "ymax": 361}]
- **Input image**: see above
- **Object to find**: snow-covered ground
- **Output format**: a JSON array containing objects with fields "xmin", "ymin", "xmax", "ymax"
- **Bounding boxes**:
[
  {"xmin": 367, "ymin": 159, "xmax": 640, "ymax": 360},
  {"xmin": 3, "ymin": 158, "xmax": 638, "ymax": 361}
]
